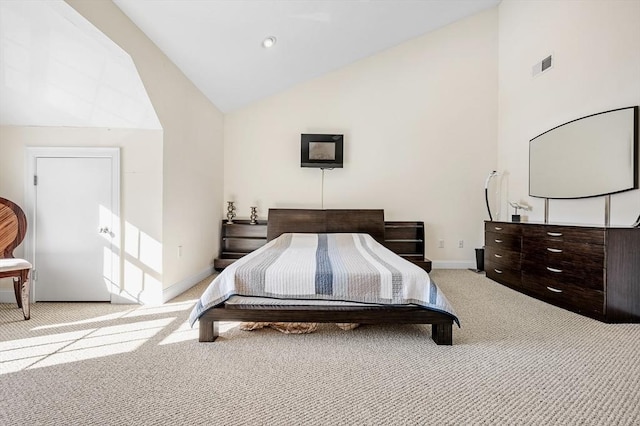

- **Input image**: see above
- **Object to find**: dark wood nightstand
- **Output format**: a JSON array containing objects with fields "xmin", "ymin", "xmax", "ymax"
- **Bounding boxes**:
[
  {"xmin": 213, "ymin": 220, "xmax": 267, "ymax": 271},
  {"xmin": 383, "ymin": 221, "xmax": 432, "ymax": 272}
]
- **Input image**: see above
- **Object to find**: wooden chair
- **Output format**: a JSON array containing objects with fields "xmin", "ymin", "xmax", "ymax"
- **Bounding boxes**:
[{"xmin": 0, "ymin": 197, "xmax": 31, "ymax": 320}]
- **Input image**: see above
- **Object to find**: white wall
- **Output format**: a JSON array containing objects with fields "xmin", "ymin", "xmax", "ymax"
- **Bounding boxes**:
[
  {"xmin": 67, "ymin": 0, "xmax": 225, "ymax": 295},
  {"xmin": 0, "ymin": 126, "xmax": 163, "ymax": 300},
  {"xmin": 224, "ymin": 9, "xmax": 498, "ymax": 267},
  {"xmin": 498, "ymin": 0, "xmax": 640, "ymax": 225}
]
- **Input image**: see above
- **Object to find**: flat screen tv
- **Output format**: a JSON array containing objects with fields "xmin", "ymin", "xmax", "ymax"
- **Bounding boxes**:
[
  {"xmin": 529, "ymin": 106, "xmax": 638, "ymax": 199},
  {"xmin": 301, "ymin": 134, "xmax": 344, "ymax": 168}
]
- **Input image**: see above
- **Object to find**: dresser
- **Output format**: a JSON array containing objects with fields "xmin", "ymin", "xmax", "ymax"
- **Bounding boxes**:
[{"xmin": 485, "ymin": 221, "xmax": 640, "ymax": 323}]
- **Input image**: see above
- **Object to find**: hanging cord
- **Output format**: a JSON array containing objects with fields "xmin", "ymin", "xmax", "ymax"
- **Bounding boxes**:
[{"xmin": 320, "ymin": 168, "xmax": 334, "ymax": 208}]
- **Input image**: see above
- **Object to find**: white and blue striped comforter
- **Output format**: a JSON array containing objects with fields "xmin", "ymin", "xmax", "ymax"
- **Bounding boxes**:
[{"xmin": 189, "ymin": 233, "xmax": 459, "ymax": 326}]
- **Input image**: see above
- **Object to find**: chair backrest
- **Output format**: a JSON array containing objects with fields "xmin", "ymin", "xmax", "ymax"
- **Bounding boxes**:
[{"xmin": 0, "ymin": 197, "xmax": 27, "ymax": 258}]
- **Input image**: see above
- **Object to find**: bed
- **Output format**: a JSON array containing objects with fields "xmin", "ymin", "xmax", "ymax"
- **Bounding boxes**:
[{"xmin": 190, "ymin": 209, "xmax": 459, "ymax": 345}]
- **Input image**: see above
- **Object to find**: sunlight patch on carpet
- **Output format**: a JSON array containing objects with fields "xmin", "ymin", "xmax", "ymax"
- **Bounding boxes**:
[{"xmin": 1, "ymin": 317, "xmax": 175, "ymax": 374}]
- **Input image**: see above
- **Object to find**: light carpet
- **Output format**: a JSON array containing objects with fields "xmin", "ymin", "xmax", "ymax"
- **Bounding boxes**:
[{"xmin": 1, "ymin": 270, "xmax": 639, "ymax": 425}]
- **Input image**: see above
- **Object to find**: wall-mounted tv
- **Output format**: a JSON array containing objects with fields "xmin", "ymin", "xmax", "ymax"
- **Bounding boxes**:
[
  {"xmin": 301, "ymin": 134, "xmax": 344, "ymax": 168},
  {"xmin": 529, "ymin": 106, "xmax": 638, "ymax": 199}
]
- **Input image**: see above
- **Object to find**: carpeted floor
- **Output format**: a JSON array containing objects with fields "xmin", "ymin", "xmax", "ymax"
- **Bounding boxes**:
[{"xmin": 1, "ymin": 269, "xmax": 639, "ymax": 425}]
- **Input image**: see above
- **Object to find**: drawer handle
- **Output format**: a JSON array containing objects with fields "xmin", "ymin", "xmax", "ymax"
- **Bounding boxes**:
[
  {"xmin": 547, "ymin": 232, "xmax": 563, "ymax": 237},
  {"xmin": 546, "ymin": 267, "xmax": 563, "ymax": 273},
  {"xmin": 494, "ymin": 227, "xmax": 503, "ymax": 231},
  {"xmin": 546, "ymin": 286, "xmax": 563, "ymax": 293},
  {"xmin": 494, "ymin": 269, "xmax": 503, "ymax": 274},
  {"xmin": 494, "ymin": 254, "xmax": 503, "ymax": 258},
  {"xmin": 495, "ymin": 239, "xmax": 503, "ymax": 243},
  {"xmin": 546, "ymin": 248, "xmax": 563, "ymax": 253}
]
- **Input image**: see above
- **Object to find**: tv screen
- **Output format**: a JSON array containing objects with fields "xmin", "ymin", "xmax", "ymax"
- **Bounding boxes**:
[
  {"xmin": 529, "ymin": 106, "xmax": 638, "ymax": 199},
  {"xmin": 301, "ymin": 134, "xmax": 344, "ymax": 168}
]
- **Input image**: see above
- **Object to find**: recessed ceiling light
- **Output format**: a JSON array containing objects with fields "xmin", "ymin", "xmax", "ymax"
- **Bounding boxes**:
[{"xmin": 262, "ymin": 36, "xmax": 277, "ymax": 48}]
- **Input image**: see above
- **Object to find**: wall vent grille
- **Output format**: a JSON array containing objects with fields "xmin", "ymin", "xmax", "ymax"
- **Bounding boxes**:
[{"xmin": 532, "ymin": 54, "xmax": 553, "ymax": 77}]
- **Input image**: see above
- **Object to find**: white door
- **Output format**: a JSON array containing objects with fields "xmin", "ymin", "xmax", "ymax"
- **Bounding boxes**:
[{"xmin": 30, "ymin": 152, "xmax": 118, "ymax": 301}]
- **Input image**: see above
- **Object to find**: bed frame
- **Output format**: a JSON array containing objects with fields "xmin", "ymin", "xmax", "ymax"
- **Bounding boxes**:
[{"xmin": 198, "ymin": 209, "xmax": 455, "ymax": 345}]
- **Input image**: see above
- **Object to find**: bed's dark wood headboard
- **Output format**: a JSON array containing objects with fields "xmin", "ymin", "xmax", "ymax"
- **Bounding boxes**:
[{"xmin": 266, "ymin": 209, "xmax": 385, "ymax": 242}]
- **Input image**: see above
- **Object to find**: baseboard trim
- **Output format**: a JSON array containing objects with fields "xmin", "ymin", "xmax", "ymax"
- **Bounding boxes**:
[
  {"xmin": 111, "ymin": 266, "xmax": 215, "ymax": 305},
  {"xmin": 432, "ymin": 260, "xmax": 476, "ymax": 270},
  {"xmin": 162, "ymin": 265, "xmax": 215, "ymax": 303}
]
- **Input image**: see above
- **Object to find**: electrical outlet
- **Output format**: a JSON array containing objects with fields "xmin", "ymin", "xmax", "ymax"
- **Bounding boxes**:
[
  {"xmin": 178, "ymin": 245, "xmax": 183, "ymax": 258},
  {"xmin": 438, "ymin": 239, "xmax": 444, "ymax": 248},
  {"xmin": 458, "ymin": 240, "xmax": 464, "ymax": 248}
]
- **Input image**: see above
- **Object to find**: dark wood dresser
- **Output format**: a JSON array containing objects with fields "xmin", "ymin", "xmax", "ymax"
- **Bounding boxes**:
[
  {"xmin": 485, "ymin": 221, "xmax": 640, "ymax": 322},
  {"xmin": 214, "ymin": 220, "xmax": 432, "ymax": 272}
]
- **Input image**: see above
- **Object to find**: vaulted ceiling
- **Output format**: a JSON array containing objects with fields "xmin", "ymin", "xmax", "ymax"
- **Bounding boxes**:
[{"xmin": 114, "ymin": 0, "xmax": 500, "ymax": 112}]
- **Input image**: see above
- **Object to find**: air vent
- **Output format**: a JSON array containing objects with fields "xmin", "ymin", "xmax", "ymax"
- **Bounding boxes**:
[{"xmin": 532, "ymin": 54, "xmax": 553, "ymax": 77}]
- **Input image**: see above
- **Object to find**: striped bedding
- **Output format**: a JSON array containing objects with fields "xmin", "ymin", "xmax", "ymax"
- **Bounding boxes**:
[{"xmin": 189, "ymin": 233, "xmax": 459, "ymax": 326}]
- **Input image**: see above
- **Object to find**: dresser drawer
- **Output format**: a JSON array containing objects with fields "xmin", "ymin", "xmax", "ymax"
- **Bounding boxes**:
[
  {"xmin": 485, "ymin": 222, "xmax": 522, "ymax": 236},
  {"xmin": 522, "ymin": 260, "xmax": 604, "ymax": 291},
  {"xmin": 485, "ymin": 261, "xmax": 521, "ymax": 288},
  {"xmin": 522, "ymin": 240, "xmax": 605, "ymax": 268},
  {"xmin": 485, "ymin": 246, "xmax": 521, "ymax": 269},
  {"xmin": 522, "ymin": 225, "xmax": 604, "ymax": 245},
  {"xmin": 485, "ymin": 231, "xmax": 521, "ymax": 251},
  {"xmin": 521, "ymin": 273, "xmax": 604, "ymax": 317}
]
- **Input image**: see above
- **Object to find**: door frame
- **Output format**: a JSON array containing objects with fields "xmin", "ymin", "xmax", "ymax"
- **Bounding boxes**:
[{"xmin": 24, "ymin": 147, "xmax": 121, "ymax": 302}]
